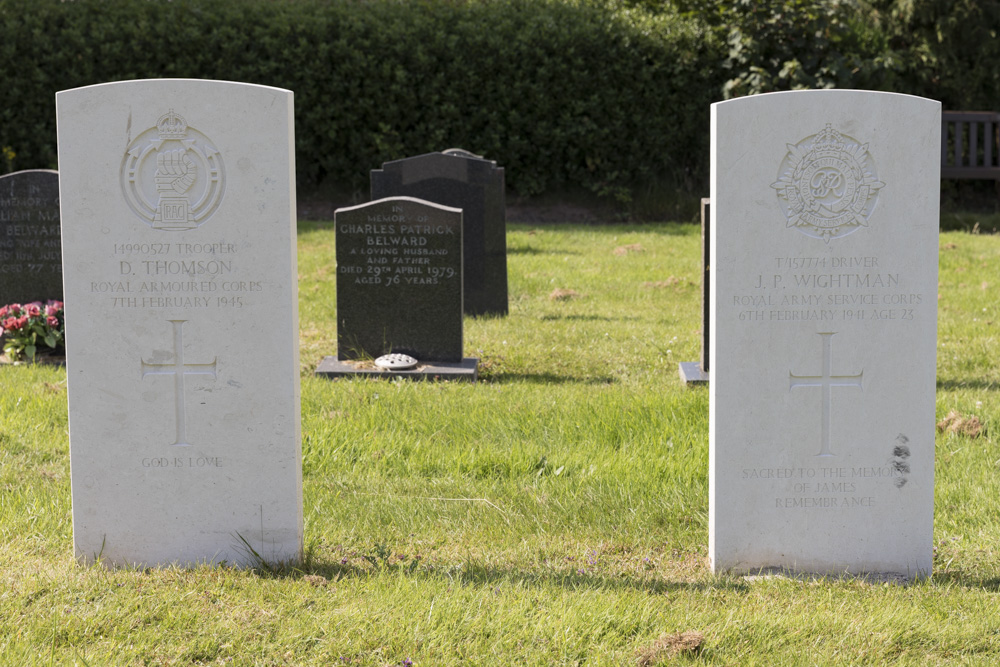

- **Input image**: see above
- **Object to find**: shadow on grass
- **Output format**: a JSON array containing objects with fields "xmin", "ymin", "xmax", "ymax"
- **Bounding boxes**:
[
  {"xmin": 508, "ymin": 222, "xmax": 697, "ymax": 237},
  {"xmin": 539, "ymin": 314, "xmax": 640, "ymax": 322},
  {"xmin": 937, "ymin": 379, "xmax": 1000, "ymax": 391},
  {"xmin": 271, "ymin": 554, "xmax": 991, "ymax": 594},
  {"xmin": 926, "ymin": 571, "xmax": 1000, "ymax": 591},
  {"xmin": 510, "ymin": 248, "xmax": 584, "ymax": 257},
  {"xmin": 428, "ymin": 560, "xmax": 745, "ymax": 595},
  {"xmin": 966, "ymin": 578, "xmax": 1000, "ymax": 591},
  {"xmin": 283, "ymin": 558, "xmax": 748, "ymax": 596},
  {"xmin": 506, "ymin": 246, "xmax": 556, "ymax": 256},
  {"xmin": 489, "ymin": 372, "xmax": 616, "ymax": 385}
]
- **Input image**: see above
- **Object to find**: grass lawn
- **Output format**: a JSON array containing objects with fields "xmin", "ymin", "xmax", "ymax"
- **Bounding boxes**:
[{"xmin": 2, "ymin": 219, "xmax": 999, "ymax": 665}]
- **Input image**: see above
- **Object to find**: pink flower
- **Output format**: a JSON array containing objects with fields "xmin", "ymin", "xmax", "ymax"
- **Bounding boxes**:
[
  {"xmin": 7, "ymin": 304, "xmax": 22, "ymax": 316},
  {"xmin": 46, "ymin": 316, "xmax": 59, "ymax": 327},
  {"xmin": 3, "ymin": 316, "xmax": 22, "ymax": 331},
  {"xmin": 15, "ymin": 316, "xmax": 28, "ymax": 329},
  {"xmin": 0, "ymin": 306, "xmax": 7, "ymax": 318},
  {"xmin": 46, "ymin": 300, "xmax": 63, "ymax": 310},
  {"xmin": 25, "ymin": 303, "xmax": 41, "ymax": 317},
  {"xmin": 45, "ymin": 304, "xmax": 60, "ymax": 316}
]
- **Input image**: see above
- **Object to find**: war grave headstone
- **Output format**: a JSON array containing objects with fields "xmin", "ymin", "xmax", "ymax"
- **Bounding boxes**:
[
  {"xmin": 315, "ymin": 196, "xmax": 477, "ymax": 381},
  {"xmin": 709, "ymin": 90, "xmax": 939, "ymax": 578},
  {"xmin": 57, "ymin": 79, "xmax": 302, "ymax": 567},
  {"xmin": 370, "ymin": 149, "xmax": 508, "ymax": 317},
  {"xmin": 679, "ymin": 197, "xmax": 711, "ymax": 384},
  {"xmin": 0, "ymin": 169, "xmax": 62, "ymax": 305}
]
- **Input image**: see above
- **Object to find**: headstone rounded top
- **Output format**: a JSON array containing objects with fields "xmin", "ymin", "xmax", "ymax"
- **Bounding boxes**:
[
  {"xmin": 442, "ymin": 148, "xmax": 483, "ymax": 159},
  {"xmin": 374, "ymin": 353, "xmax": 419, "ymax": 370}
]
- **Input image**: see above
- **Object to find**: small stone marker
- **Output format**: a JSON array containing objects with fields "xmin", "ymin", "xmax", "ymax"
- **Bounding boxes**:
[
  {"xmin": 315, "ymin": 196, "xmax": 477, "ymax": 381},
  {"xmin": 710, "ymin": 90, "xmax": 939, "ymax": 578},
  {"xmin": 0, "ymin": 170, "xmax": 62, "ymax": 305},
  {"xmin": 370, "ymin": 150, "xmax": 508, "ymax": 317},
  {"xmin": 57, "ymin": 79, "xmax": 302, "ymax": 567}
]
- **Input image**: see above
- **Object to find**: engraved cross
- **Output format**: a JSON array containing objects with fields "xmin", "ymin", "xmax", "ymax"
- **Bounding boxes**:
[
  {"xmin": 141, "ymin": 319, "xmax": 217, "ymax": 447},
  {"xmin": 789, "ymin": 332, "xmax": 863, "ymax": 457}
]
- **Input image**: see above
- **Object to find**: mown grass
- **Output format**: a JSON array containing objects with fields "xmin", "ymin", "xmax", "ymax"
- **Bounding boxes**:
[{"xmin": 1, "ymin": 222, "xmax": 999, "ymax": 665}]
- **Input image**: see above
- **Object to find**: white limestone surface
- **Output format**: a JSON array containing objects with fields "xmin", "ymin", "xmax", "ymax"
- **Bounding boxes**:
[
  {"xmin": 57, "ymin": 79, "xmax": 301, "ymax": 567},
  {"xmin": 709, "ymin": 90, "xmax": 939, "ymax": 578}
]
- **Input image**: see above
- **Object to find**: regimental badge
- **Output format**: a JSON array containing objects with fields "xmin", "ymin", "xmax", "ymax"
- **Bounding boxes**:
[
  {"xmin": 771, "ymin": 124, "xmax": 884, "ymax": 242},
  {"xmin": 120, "ymin": 110, "xmax": 226, "ymax": 231}
]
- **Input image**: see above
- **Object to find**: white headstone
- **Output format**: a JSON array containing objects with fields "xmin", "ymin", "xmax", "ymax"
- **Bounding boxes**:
[
  {"xmin": 57, "ymin": 79, "xmax": 301, "ymax": 567},
  {"xmin": 709, "ymin": 90, "xmax": 939, "ymax": 578}
]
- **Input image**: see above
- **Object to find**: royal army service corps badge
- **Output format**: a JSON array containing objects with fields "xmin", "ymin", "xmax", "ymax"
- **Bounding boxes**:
[
  {"xmin": 120, "ymin": 110, "xmax": 226, "ymax": 231},
  {"xmin": 771, "ymin": 124, "xmax": 884, "ymax": 242}
]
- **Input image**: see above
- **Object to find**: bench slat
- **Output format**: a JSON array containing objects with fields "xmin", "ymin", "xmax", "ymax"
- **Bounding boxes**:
[
  {"xmin": 969, "ymin": 121, "xmax": 978, "ymax": 167},
  {"xmin": 986, "ymin": 121, "xmax": 994, "ymax": 168}
]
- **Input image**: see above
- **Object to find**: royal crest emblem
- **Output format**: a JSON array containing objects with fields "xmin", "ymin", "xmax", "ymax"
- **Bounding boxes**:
[
  {"xmin": 120, "ymin": 110, "xmax": 225, "ymax": 231},
  {"xmin": 771, "ymin": 124, "xmax": 884, "ymax": 242}
]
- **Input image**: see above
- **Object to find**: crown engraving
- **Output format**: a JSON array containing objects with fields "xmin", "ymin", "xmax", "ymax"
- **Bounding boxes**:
[
  {"xmin": 811, "ymin": 124, "xmax": 846, "ymax": 157},
  {"xmin": 156, "ymin": 110, "xmax": 189, "ymax": 140}
]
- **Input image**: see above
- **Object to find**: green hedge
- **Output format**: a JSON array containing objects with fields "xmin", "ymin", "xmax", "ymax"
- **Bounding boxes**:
[
  {"xmin": 0, "ymin": 0, "xmax": 724, "ymax": 201},
  {"xmin": 2, "ymin": 0, "xmax": 996, "ymax": 206}
]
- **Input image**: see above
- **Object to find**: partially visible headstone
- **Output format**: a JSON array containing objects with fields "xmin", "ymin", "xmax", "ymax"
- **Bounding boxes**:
[
  {"xmin": 0, "ymin": 170, "xmax": 62, "ymax": 305},
  {"xmin": 57, "ymin": 79, "xmax": 302, "ymax": 568},
  {"xmin": 679, "ymin": 197, "xmax": 711, "ymax": 384},
  {"xmin": 335, "ymin": 196, "xmax": 463, "ymax": 362},
  {"xmin": 710, "ymin": 90, "xmax": 939, "ymax": 578},
  {"xmin": 370, "ymin": 150, "xmax": 508, "ymax": 317}
]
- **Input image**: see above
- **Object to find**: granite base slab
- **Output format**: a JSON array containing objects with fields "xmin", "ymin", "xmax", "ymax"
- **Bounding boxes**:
[
  {"xmin": 315, "ymin": 357, "xmax": 478, "ymax": 382},
  {"xmin": 678, "ymin": 361, "xmax": 709, "ymax": 384}
]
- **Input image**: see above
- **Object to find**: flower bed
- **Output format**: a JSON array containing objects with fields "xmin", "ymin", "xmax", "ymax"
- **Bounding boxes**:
[{"xmin": 0, "ymin": 301, "xmax": 65, "ymax": 362}]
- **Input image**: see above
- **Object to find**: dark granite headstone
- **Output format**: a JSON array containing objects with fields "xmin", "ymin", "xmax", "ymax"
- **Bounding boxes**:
[
  {"xmin": 335, "ymin": 196, "xmax": 464, "ymax": 362},
  {"xmin": 371, "ymin": 150, "xmax": 508, "ymax": 317},
  {"xmin": 0, "ymin": 170, "xmax": 62, "ymax": 305},
  {"xmin": 679, "ymin": 197, "xmax": 711, "ymax": 384}
]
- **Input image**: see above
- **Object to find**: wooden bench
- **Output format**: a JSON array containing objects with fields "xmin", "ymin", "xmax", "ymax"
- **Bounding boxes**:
[{"xmin": 941, "ymin": 111, "xmax": 1000, "ymax": 182}]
